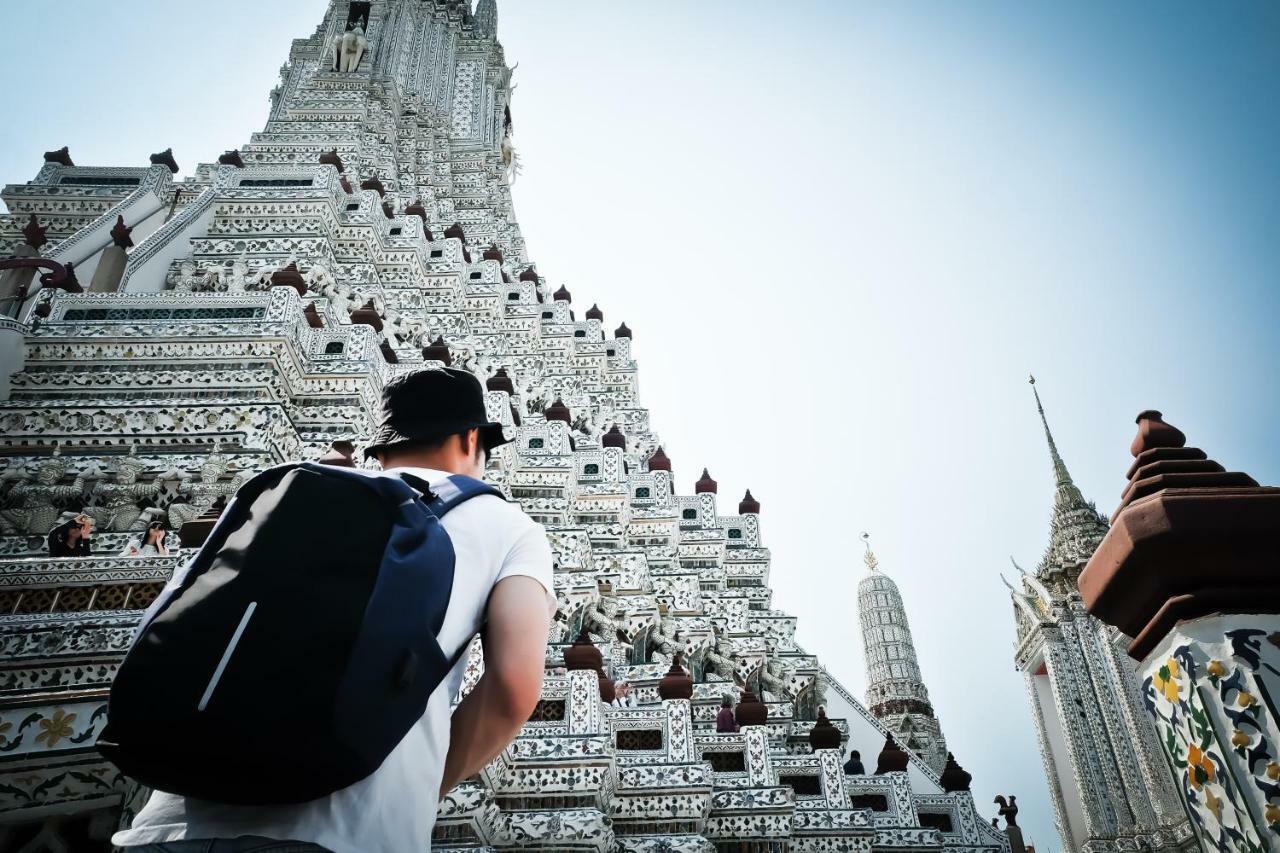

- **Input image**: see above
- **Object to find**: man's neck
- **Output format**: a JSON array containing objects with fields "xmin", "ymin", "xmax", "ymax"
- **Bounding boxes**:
[{"xmin": 383, "ymin": 454, "xmax": 464, "ymax": 475}]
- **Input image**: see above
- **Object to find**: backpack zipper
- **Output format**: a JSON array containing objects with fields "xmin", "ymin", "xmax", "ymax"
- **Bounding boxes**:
[{"xmin": 198, "ymin": 601, "xmax": 257, "ymax": 712}]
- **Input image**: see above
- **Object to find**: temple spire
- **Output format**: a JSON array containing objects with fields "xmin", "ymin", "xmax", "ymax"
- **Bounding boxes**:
[
  {"xmin": 1029, "ymin": 375, "xmax": 1085, "ymax": 509},
  {"xmin": 856, "ymin": 533, "xmax": 950, "ymax": 773},
  {"xmin": 1024, "ymin": 376, "xmax": 1109, "ymax": 584},
  {"xmin": 474, "ymin": 0, "xmax": 498, "ymax": 39}
]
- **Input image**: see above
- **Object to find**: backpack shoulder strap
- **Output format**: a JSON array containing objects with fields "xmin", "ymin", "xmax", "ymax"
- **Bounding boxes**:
[
  {"xmin": 410, "ymin": 474, "xmax": 505, "ymax": 663},
  {"xmin": 425, "ymin": 474, "xmax": 505, "ymax": 518}
]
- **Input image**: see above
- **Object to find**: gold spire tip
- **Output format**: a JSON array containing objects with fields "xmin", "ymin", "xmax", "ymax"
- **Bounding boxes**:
[{"xmin": 860, "ymin": 532, "xmax": 879, "ymax": 572}]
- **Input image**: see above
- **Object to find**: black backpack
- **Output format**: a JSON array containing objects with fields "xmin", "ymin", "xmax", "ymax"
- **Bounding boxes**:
[{"xmin": 98, "ymin": 462, "xmax": 501, "ymax": 804}]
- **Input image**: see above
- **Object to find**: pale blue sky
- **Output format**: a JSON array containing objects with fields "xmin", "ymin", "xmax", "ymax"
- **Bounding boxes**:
[{"xmin": 7, "ymin": 2, "xmax": 1280, "ymax": 848}]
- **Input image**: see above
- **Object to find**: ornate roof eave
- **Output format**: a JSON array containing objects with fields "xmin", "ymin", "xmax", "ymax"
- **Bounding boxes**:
[{"xmin": 1001, "ymin": 569, "xmax": 1052, "ymax": 627}]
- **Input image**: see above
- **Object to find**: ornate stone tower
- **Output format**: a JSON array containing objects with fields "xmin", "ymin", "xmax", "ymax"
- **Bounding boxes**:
[
  {"xmin": 0, "ymin": 2, "xmax": 1012, "ymax": 850},
  {"xmin": 858, "ymin": 537, "xmax": 949, "ymax": 774},
  {"xmin": 1007, "ymin": 380, "xmax": 1196, "ymax": 853}
]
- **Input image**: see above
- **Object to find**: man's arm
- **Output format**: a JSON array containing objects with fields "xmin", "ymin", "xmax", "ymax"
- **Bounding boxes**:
[{"xmin": 438, "ymin": 575, "xmax": 551, "ymax": 796}]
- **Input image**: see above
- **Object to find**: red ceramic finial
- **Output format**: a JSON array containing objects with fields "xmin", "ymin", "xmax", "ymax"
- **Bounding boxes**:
[
  {"xmin": 553, "ymin": 284, "xmax": 572, "ymax": 303},
  {"xmin": 519, "ymin": 266, "xmax": 539, "ymax": 282},
  {"xmin": 43, "ymin": 146, "xmax": 74, "ymax": 167},
  {"xmin": 602, "ymin": 424, "xmax": 626, "ymax": 449},
  {"xmin": 482, "ymin": 244, "xmax": 504, "ymax": 263},
  {"xmin": 61, "ymin": 262, "xmax": 80, "ymax": 293},
  {"xmin": 1130, "ymin": 410, "xmax": 1187, "ymax": 458},
  {"xmin": 349, "ymin": 300, "xmax": 384, "ymax": 332},
  {"xmin": 422, "ymin": 336, "xmax": 452, "ymax": 365},
  {"xmin": 563, "ymin": 628, "xmax": 603, "ymax": 672},
  {"xmin": 739, "ymin": 490, "xmax": 760, "ymax": 514},
  {"xmin": 22, "ymin": 214, "xmax": 47, "ymax": 250},
  {"xmin": 585, "ymin": 303, "xmax": 604, "ymax": 322},
  {"xmin": 319, "ymin": 149, "xmax": 345, "ymax": 173},
  {"xmin": 596, "ymin": 668, "xmax": 616, "ymax": 703},
  {"xmin": 544, "ymin": 398, "xmax": 572, "ymax": 424},
  {"xmin": 808, "ymin": 705, "xmax": 842, "ymax": 751},
  {"xmin": 303, "ymin": 303, "xmax": 324, "ymax": 329},
  {"xmin": 444, "ymin": 222, "xmax": 466, "ymax": 241},
  {"xmin": 615, "ymin": 322, "xmax": 632, "ymax": 339},
  {"xmin": 735, "ymin": 686, "xmax": 768, "ymax": 727},
  {"xmin": 149, "ymin": 148, "xmax": 179, "ymax": 174},
  {"xmin": 110, "ymin": 216, "xmax": 134, "ymax": 249},
  {"xmin": 486, "ymin": 367, "xmax": 515, "ymax": 394},
  {"xmin": 940, "ymin": 752, "xmax": 973, "ymax": 792},
  {"xmin": 695, "ymin": 468, "xmax": 718, "ymax": 495},
  {"xmin": 875, "ymin": 734, "xmax": 910, "ymax": 774},
  {"xmin": 647, "ymin": 446, "xmax": 671, "ymax": 472},
  {"xmin": 270, "ymin": 262, "xmax": 307, "ymax": 295},
  {"xmin": 658, "ymin": 652, "xmax": 694, "ymax": 701}
]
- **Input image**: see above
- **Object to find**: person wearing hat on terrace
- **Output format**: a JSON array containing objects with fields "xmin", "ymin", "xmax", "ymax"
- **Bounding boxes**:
[
  {"xmin": 48, "ymin": 513, "xmax": 93, "ymax": 557},
  {"xmin": 117, "ymin": 367, "xmax": 555, "ymax": 853}
]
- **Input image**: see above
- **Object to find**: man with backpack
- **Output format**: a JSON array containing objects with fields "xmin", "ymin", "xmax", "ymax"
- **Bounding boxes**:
[{"xmin": 110, "ymin": 367, "xmax": 555, "ymax": 853}]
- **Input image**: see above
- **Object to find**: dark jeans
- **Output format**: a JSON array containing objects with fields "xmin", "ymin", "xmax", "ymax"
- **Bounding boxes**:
[{"xmin": 126, "ymin": 838, "xmax": 329, "ymax": 853}]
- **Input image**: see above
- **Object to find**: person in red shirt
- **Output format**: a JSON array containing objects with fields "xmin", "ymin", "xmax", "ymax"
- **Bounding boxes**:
[{"xmin": 715, "ymin": 695, "xmax": 739, "ymax": 733}]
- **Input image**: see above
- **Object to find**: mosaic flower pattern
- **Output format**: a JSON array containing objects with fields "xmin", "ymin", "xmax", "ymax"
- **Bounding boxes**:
[{"xmin": 1143, "ymin": 622, "xmax": 1280, "ymax": 853}]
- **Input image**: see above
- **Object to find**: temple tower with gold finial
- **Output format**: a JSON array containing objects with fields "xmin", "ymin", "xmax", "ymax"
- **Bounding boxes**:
[
  {"xmin": 1007, "ymin": 379, "xmax": 1196, "ymax": 853},
  {"xmin": 858, "ymin": 533, "xmax": 950, "ymax": 773}
]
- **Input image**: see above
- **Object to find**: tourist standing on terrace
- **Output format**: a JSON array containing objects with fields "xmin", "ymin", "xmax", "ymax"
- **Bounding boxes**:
[{"xmin": 716, "ymin": 695, "xmax": 740, "ymax": 733}]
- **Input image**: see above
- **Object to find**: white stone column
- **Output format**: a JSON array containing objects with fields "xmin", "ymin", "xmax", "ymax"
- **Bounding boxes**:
[
  {"xmin": 89, "ymin": 216, "xmax": 133, "ymax": 293},
  {"xmin": 664, "ymin": 698, "xmax": 694, "ymax": 762},
  {"xmin": 89, "ymin": 245, "xmax": 128, "ymax": 293},
  {"xmin": 0, "ymin": 315, "xmax": 25, "ymax": 401}
]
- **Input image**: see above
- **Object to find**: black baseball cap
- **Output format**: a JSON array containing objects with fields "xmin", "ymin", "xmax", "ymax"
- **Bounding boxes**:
[{"xmin": 364, "ymin": 367, "xmax": 509, "ymax": 460}]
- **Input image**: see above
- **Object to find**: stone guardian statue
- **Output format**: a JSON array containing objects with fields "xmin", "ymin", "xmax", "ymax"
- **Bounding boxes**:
[
  {"xmin": 88, "ymin": 448, "xmax": 160, "ymax": 532},
  {"xmin": 333, "ymin": 22, "xmax": 370, "ymax": 73}
]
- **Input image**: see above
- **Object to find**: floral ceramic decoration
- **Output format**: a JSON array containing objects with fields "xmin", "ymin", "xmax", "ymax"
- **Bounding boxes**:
[{"xmin": 1144, "ymin": 630, "xmax": 1279, "ymax": 853}]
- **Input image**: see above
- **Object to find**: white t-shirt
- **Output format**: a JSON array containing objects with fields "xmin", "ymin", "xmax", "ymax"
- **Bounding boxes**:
[{"xmin": 114, "ymin": 467, "xmax": 554, "ymax": 853}]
